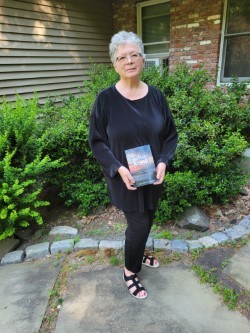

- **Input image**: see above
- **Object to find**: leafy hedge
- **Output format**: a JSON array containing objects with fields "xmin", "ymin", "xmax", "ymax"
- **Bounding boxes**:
[
  {"xmin": 0, "ymin": 64, "xmax": 249, "ymax": 239},
  {"xmin": 0, "ymin": 95, "xmax": 63, "ymax": 239},
  {"xmin": 154, "ymin": 65, "xmax": 249, "ymax": 222}
]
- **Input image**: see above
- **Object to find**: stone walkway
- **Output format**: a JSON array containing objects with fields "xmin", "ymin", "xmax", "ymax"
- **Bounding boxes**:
[
  {"xmin": 0, "ymin": 243, "xmax": 250, "ymax": 333},
  {"xmin": 0, "ymin": 214, "xmax": 249, "ymax": 332}
]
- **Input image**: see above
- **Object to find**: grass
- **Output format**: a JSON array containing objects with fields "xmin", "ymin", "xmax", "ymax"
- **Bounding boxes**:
[
  {"xmin": 109, "ymin": 255, "xmax": 122, "ymax": 266},
  {"xmin": 213, "ymin": 283, "xmax": 239, "ymax": 310},
  {"xmin": 154, "ymin": 230, "xmax": 174, "ymax": 239}
]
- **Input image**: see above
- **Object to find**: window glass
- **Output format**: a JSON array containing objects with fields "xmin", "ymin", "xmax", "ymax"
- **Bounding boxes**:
[
  {"xmin": 142, "ymin": 16, "xmax": 170, "ymax": 44},
  {"xmin": 221, "ymin": 0, "xmax": 250, "ymax": 81},
  {"xmin": 224, "ymin": 35, "xmax": 250, "ymax": 77},
  {"xmin": 226, "ymin": 0, "xmax": 250, "ymax": 34},
  {"xmin": 144, "ymin": 43, "xmax": 169, "ymax": 54},
  {"xmin": 139, "ymin": 1, "xmax": 170, "ymax": 55}
]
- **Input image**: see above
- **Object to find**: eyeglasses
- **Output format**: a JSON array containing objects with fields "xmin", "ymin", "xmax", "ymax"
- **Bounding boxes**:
[{"xmin": 115, "ymin": 52, "xmax": 142, "ymax": 64}]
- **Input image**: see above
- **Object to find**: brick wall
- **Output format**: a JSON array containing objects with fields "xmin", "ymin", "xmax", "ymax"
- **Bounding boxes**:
[
  {"xmin": 112, "ymin": 0, "xmax": 137, "ymax": 32},
  {"xmin": 112, "ymin": 0, "xmax": 224, "ymax": 83},
  {"xmin": 169, "ymin": 0, "xmax": 223, "ymax": 81}
]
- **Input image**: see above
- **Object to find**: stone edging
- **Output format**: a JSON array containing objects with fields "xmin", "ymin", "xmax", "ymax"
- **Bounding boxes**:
[{"xmin": 1, "ymin": 214, "xmax": 250, "ymax": 266}]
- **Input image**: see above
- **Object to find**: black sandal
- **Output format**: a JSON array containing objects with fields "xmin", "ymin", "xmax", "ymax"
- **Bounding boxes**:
[
  {"xmin": 142, "ymin": 254, "xmax": 160, "ymax": 268},
  {"xmin": 123, "ymin": 272, "xmax": 147, "ymax": 299}
]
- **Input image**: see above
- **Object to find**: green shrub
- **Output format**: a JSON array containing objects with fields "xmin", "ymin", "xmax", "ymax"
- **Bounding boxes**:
[
  {"xmin": 39, "ymin": 92, "xmax": 110, "ymax": 215},
  {"xmin": 30, "ymin": 64, "xmax": 249, "ymax": 222},
  {"xmin": 0, "ymin": 95, "xmax": 63, "ymax": 239},
  {"xmin": 155, "ymin": 65, "xmax": 249, "ymax": 222}
]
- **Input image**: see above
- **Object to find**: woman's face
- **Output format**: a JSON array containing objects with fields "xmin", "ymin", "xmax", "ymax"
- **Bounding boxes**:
[{"xmin": 113, "ymin": 43, "xmax": 144, "ymax": 79}]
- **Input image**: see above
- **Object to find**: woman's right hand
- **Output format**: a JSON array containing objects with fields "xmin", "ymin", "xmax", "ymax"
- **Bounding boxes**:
[{"xmin": 118, "ymin": 166, "xmax": 137, "ymax": 190}]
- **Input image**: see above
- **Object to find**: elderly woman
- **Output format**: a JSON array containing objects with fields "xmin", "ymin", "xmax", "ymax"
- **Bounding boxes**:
[{"xmin": 89, "ymin": 31, "xmax": 178, "ymax": 299}]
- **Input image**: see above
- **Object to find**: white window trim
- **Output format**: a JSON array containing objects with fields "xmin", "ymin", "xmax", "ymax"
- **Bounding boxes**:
[
  {"xmin": 217, "ymin": 0, "xmax": 250, "ymax": 85},
  {"xmin": 137, "ymin": 0, "xmax": 170, "ymax": 59}
]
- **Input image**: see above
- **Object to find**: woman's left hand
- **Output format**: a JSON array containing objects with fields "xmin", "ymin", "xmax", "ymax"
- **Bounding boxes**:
[{"xmin": 154, "ymin": 162, "xmax": 167, "ymax": 185}]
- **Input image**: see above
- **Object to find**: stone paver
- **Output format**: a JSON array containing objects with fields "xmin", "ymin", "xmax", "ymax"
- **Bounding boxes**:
[
  {"xmin": 224, "ymin": 225, "xmax": 249, "ymax": 240},
  {"xmin": 223, "ymin": 242, "xmax": 250, "ymax": 290},
  {"xmin": 99, "ymin": 240, "xmax": 123, "ymax": 250},
  {"xmin": 239, "ymin": 217, "xmax": 250, "ymax": 229},
  {"xmin": 146, "ymin": 237, "xmax": 153, "ymax": 250},
  {"xmin": 0, "ymin": 238, "xmax": 20, "ymax": 260},
  {"xmin": 154, "ymin": 239, "xmax": 171, "ymax": 250},
  {"xmin": 49, "ymin": 226, "xmax": 78, "ymax": 236},
  {"xmin": 54, "ymin": 264, "xmax": 250, "ymax": 333},
  {"xmin": 25, "ymin": 242, "xmax": 50, "ymax": 259},
  {"xmin": 50, "ymin": 239, "xmax": 74, "ymax": 254},
  {"xmin": 187, "ymin": 240, "xmax": 204, "ymax": 251},
  {"xmin": 210, "ymin": 232, "xmax": 229, "ymax": 244},
  {"xmin": 171, "ymin": 239, "xmax": 188, "ymax": 252},
  {"xmin": 0, "ymin": 259, "xmax": 61, "ymax": 333},
  {"xmin": 198, "ymin": 236, "xmax": 218, "ymax": 248},
  {"xmin": 74, "ymin": 238, "xmax": 99, "ymax": 251},
  {"xmin": 1, "ymin": 250, "xmax": 25, "ymax": 265}
]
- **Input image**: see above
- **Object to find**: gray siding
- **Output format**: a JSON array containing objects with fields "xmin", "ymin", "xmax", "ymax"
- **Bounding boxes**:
[{"xmin": 0, "ymin": 0, "xmax": 113, "ymax": 102}]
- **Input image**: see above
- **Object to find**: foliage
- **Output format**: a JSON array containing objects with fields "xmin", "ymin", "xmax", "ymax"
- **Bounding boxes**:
[
  {"xmin": 155, "ymin": 65, "xmax": 249, "ymax": 222},
  {"xmin": 82, "ymin": 63, "xmax": 119, "ymax": 117},
  {"xmin": 39, "ymin": 63, "xmax": 249, "ymax": 221},
  {"xmin": 193, "ymin": 264, "xmax": 240, "ymax": 310},
  {"xmin": 38, "ymin": 91, "xmax": 110, "ymax": 216},
  {"xmin": 2, "ymin": 63, "xmax": 248, "ymax": 230},
  {"xmin": 0, "ymin": 95, "xmax": 63, "ymax": 239}
]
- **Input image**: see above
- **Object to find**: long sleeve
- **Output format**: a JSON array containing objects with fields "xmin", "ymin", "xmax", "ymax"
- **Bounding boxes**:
[
  {"xmin": 89, "ymin": 93, "xmax": 122, "ymax": 178},
  {"xmin": 88, "ymin": 85, "xmax": 178, "ymax": 213}
]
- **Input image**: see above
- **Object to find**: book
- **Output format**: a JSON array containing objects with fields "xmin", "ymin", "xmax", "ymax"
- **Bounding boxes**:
[{"xmin": 125, "ymin": 144, "xmax": 157, "ymax": 187}]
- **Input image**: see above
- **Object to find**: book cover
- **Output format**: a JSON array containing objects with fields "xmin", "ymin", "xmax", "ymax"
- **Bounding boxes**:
[{"xmin": 125, "ymin": 144, "xmax": 157, "ymax": 187}]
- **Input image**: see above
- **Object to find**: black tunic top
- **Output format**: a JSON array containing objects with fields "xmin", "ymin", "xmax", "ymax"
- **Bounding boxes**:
[{"xmin": 89, "ymin": 84, "xmax": 178, "ymax": 212}]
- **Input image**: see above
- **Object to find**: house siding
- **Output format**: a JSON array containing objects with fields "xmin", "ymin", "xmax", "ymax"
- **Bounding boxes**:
[
  {"xmin": 0, "ymin": 0, "xmax": 113, "ymax": 102},
  {"xmin": 112, "ymin": 0, "xmax": 224, "ymax": 84}
]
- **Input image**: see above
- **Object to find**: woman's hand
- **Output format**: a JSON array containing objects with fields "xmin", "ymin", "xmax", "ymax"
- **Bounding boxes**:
[
  {"xmin": 154, "ymin": 162, "xmax": 167, "ymax": 185},
  {"xmin": 118, "ymin": 166, "xmax": 137, "ymax": 190}
]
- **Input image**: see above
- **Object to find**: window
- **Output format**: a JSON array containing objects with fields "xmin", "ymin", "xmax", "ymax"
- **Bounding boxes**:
[
  {"xmin": 218, "ymin": 0, "xmax": 250, "ymax": 83},
  {"xmin": 137, "ymin": 0, "xmax": 170, "ymax": 57}
]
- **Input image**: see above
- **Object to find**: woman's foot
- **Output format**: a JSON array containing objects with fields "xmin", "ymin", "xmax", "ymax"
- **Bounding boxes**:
[
  {"xmin": 142, "ymin": 254, "xmax": 160, "ymax": 268},
  {"xmin": 123, "ymin": 268, "xmax": 148, "ymax": 299}
]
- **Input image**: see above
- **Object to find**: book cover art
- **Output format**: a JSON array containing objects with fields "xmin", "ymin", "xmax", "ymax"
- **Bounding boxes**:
[{"xmin": 125, "ymin": 144, "xmax": 157, "ymax": 187}]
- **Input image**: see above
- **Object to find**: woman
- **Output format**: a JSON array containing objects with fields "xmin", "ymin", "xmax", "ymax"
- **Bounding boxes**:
[{"xmin": 89, "ymin": 31, "xmax": 178, "ymax": 299}]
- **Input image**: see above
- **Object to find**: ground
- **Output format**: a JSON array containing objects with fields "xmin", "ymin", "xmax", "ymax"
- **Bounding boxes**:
[
  {"xmin": 14, "ymin": 185, "xmax": 250, "ymax": 333},
  {"xmin": 23, "ymin": 185, "xmax": 250, "ymax": 247}
]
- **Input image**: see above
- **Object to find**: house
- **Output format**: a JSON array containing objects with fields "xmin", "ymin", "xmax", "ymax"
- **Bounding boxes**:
[{"xmin": 0, "ymin": 0, "xmax": 249, "ymax": 103}]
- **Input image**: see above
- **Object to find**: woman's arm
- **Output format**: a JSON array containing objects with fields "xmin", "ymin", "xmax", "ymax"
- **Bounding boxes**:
[{"xmin": 89, "ymin": 95, "xmax": 122, "ymax": 178}]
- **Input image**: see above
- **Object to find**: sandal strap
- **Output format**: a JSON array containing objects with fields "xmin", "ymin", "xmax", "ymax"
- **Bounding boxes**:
[
  {"xmin": 143, "ymin": 255, "xmax": 155, "ymax": 266},
  {"xmin": 123, "ymin": 273, "xmax": 146, "ymax": 297}
]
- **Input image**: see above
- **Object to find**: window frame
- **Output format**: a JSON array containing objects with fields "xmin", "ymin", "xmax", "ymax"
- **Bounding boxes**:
[
  {"xmin": 137, "ymin": 0, "xmax": 170, "ymax": 59},
  {"xmin": 217, "ymin": 0, "xmax": 250, "ymax": 84}
]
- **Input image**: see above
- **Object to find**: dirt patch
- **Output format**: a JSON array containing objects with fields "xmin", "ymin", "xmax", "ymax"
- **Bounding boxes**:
[{"xmin": 17, "ymin": 185, "xmax": 250, "ymax": 248}]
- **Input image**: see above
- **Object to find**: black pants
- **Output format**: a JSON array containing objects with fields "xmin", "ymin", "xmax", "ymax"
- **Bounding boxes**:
[{"xmin": 123, "ymin": 209, "xmax": 155, "ymax": 274}]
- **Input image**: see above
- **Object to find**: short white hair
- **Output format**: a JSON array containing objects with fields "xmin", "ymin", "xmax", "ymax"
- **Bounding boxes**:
[{"xmin": 109, "ymin": 31, "xmax": 145, "ymax": 64}]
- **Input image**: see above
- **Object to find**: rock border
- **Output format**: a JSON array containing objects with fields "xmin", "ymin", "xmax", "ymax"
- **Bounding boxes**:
[{"xmin": 1, "ymin": 214, "xmax": 250, "ymax": 265}]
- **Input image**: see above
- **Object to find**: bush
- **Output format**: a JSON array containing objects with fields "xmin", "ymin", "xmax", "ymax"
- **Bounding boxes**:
[
  {"xmin": 155, "ymin": 65, "xmax": 249, "ymax": 222},
  {"xmin": 0, "ymin": 95, "xmax": 63, "ymax": 239},
  {"xmin": 38, "ymin": 91, "xmax": 110, "ymax": 216},
  {"xmin": 38, "ymin": 64, "xmax": 249, "ymax": 222},
  {"xmin": 7, "ymin": 64, "xmax": 248, "ymax": 225}
]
